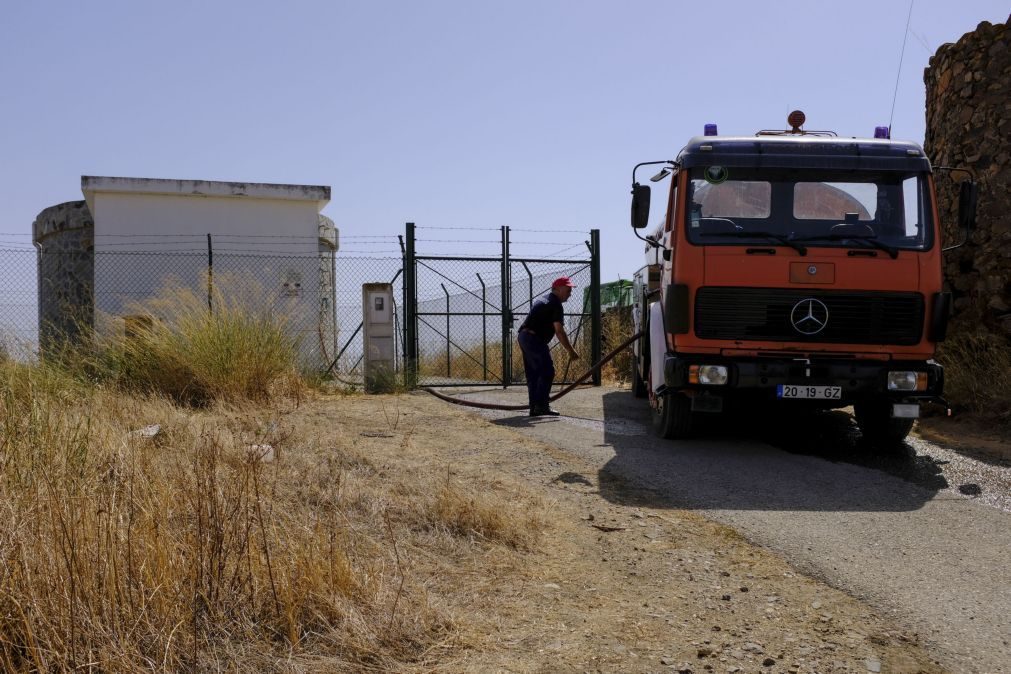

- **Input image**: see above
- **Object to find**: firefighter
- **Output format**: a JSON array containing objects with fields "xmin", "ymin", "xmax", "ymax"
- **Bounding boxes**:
[{"xmin": 517, "ymin": 276, "xmax": 580, "ymax": 416}]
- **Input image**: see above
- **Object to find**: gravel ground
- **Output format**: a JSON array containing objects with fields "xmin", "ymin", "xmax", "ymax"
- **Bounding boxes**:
[
  {"xmin": 450, "ymin": 385, "xmax": 1011, "ymax": 674},
  {"xmin": 904, "ymin": 436, "xmax": 1011, "ymax": 513}
]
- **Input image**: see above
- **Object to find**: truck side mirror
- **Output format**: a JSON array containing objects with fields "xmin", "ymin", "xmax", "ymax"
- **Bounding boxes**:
[
  {"xmin": 631, "ymin": 183, "xmax": 651, "ymax": 229},
  {"xmin": 958, "ymin": 181, "xmax": 978, "ymax": 233}
]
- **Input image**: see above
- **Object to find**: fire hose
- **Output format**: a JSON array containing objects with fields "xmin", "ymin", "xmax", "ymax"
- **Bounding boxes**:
[{"xmin": 421, "ymin": 331, "xmax": 644, "ymax": 410}]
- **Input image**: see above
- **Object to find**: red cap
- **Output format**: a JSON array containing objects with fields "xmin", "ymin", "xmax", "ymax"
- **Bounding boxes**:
[{"xmin": 552, "ymin": 276, "xmax": 576, "ymax": 288}]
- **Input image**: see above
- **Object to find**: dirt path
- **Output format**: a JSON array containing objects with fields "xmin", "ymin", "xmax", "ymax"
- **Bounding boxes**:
[
  {"xmin": 434, "ymin": 385, "xmax": 1011, "ymax": 674},
  {"xmin": 321, "ymin": 391, "xmax": 959, "ymax": 673}
]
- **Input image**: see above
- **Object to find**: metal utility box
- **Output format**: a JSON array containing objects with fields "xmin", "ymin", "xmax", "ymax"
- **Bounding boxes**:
[{"xmin": 363, "ymin": 283, "xmax": 395, "ymax": 392}]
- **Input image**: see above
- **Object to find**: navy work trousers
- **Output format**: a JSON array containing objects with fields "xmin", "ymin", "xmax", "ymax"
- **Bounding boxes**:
[{"xmin": 518, "ymin": 330, "xmax": 554, "ymax": 408}]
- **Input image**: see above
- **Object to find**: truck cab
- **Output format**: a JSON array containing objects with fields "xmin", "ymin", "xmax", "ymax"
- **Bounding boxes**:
[{"xmin": 630, "ymin": 114, "xmax": 977, "ymax": 443}]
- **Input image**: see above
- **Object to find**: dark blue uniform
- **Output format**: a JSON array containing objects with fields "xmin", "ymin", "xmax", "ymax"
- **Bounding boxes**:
[{"xmin": 518, "ymin": 292, "xmax": 564, "ymax": 411}]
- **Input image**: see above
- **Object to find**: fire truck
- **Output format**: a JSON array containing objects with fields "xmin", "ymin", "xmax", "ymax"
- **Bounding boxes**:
[{"xmin": 629, "ymin": 111, "xmax": 977, "ymax": 443}]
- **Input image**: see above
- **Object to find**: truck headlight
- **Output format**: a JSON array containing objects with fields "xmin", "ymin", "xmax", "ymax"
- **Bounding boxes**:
[
  {"xmin": 689, "ymin": 364, "xmax": 728, "ymax": 385},
  {"xmin": 887, "ymin": 371, "xmax": 928, "ymax": 391}
]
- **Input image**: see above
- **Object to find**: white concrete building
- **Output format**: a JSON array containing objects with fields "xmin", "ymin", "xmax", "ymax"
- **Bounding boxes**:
[{"xmin": 81, "ymin": 176, "xmax": 337, "ymax": 367}]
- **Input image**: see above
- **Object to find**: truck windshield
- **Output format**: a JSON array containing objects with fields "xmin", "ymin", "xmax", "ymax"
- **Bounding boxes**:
[{"xmin": 685, "ymin": 168, "xmax": 934, "ymax": 252}]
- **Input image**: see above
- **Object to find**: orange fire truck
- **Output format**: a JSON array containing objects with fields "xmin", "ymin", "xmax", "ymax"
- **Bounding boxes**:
[{"xmin": 629, "ymin": 111, "xmax": 977, "ymax": 443}]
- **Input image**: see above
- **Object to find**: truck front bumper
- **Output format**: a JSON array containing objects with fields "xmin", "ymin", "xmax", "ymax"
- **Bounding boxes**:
[{"xmin": 661, "ymin": 353, "xmax": 944, "ymax": 407}]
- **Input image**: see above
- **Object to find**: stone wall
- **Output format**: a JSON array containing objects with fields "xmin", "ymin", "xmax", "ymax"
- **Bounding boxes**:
[
  {"xmin": 924, "ymin": 15, "xmax": 1011, "ymax": 336},
  {"xmin": 32, "ymin": 200, "xmax": 95, "ymax": 352}
]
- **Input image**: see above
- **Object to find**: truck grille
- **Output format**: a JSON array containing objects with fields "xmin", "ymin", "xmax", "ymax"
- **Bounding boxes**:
[{"xmin": 694, "ymin": 287, "xmax": 924, "ymax": 345}]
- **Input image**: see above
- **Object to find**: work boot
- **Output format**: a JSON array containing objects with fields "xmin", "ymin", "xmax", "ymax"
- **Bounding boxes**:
[{"xmin": 530, "ymin": 404, "xmax": 560, "ymax": 417}]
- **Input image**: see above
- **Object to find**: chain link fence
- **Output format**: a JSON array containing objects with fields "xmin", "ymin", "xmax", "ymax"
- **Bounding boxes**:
[
  {"xmin": 0, "ymin": 247, "xmax": 38, "ymax": 361},
  {"xmin": 1, "ymin": 240, "xmax": 404, "ymax": 378},
  {"xmin": 3, "ymin": 224, "xmax": 598, "ymax": 392},
  {"xmin": 92, "ymin": 250, "xmax": 338, "ymax": 369}
]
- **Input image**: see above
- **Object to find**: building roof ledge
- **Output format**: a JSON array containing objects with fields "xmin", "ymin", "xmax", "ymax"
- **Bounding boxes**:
[{"xmin": 81, "ymin": 175, "xmax": 331, "ymax": 209}]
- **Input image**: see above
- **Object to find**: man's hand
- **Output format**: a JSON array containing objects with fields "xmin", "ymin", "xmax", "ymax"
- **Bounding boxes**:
[{"xmin": 554, "ymin": 321, "xmax": 579, "ymax": 362}]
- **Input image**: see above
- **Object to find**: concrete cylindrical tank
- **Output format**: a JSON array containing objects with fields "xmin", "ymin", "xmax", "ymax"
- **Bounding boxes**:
[{"xmin": 32, "ymin": 200, "xmax": 95, "ymax": 354}]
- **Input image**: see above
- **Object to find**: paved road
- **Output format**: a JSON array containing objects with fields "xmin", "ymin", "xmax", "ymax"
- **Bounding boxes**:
[{"xmin": 453, "ymin": 386, "xmax": 1011, "ymax": 674}]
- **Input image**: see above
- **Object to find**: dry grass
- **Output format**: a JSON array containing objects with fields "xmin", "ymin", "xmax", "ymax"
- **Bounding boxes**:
[
  {"xmin": 599, "ymin": 308, "xmax": 634, "ymax": 386},
  {"xmin": 418, "ymin": 328, "xmax": 596, "ymax": 384},
  {"xmin": 0, "ymin": 297, "xmax": 548, "ymax": 670},
  {"xmin": 426, "ymin": 473, "xmax": 544, "ymax": 550},
  {"xmin": 76, "ymin": 276, "xmax": 304, "ymax": 406},
  {"xmin": 936, "ymin": 328, "xmax": 1011, "ymax": 424}
]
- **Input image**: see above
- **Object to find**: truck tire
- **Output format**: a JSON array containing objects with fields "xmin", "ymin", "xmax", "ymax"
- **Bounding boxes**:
[
  {"xmin": 652, "ymin": 391, "xmax": 693, "ymax": 439},
  {"xmin": 854, "ymin": 400, "xmax": 914, "ymax": 445},
  {"xmin": 631, "ymin": 356, "xmax": 647, "ymax": 398}
]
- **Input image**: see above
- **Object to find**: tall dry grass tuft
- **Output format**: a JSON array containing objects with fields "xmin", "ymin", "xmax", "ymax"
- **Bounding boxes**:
[
  {"xmin": 427, "ymin": 474, "xmax": 544, "ymax": 550},
  {"xmin": 89, "ymin": 275, "xmax": 302, "ymax": 406},
  {"xmin": 936, "ymin": 329, "xmax": 1011, "ymax": 423},
  {"xmin": 418, "ymin": 325, "xmax": 597, "ymax": 385},
  {"xmin": 0, "ymin": 361, "xmax": 449, "ymax": 670},
  {"xmin": 418, "ymin": 341, "xmax": 517, "ymax": 383},
  {"xmin": 600, "ymin": 308, "xmax": 634, "ymax": 385}
]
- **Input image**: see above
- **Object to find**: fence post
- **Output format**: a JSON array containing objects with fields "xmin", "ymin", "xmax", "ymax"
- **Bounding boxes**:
[
  {"xmin": 521, "ymin": 261, "xmax": 533, "ymax": 311},
  {"xmin": 404, "ymin": 222, "xmax": 418, "ymax": 388},
  {"xmin": 500, "ymin": 225, "xmax": 511, "ymax": 387},
  {"xmin": 477, "ymin": 273, "xmax": 487, "ymax": 381},
  {"xmin": 590, "ymin": 228, "xmax": 602, "ymax": 386},
  {"xmin": 441, "ymin": 283, "xmax": 450, "ymax": 378},
  {"xmin": 207, "ymin": 233, "xmax": 213, "ymax": 312},
  {"xmin": 398, "ymin": 235, "xmax": 407, "ymax": 373}
]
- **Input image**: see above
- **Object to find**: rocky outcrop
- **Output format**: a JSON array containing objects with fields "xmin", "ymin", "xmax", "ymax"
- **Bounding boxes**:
[{"xmin": 924, "ymin": 16, "xmax": 1011, "ymax": 336}]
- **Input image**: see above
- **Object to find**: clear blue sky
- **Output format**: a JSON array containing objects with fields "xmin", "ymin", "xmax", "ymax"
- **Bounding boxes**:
[{"xmin": 1, "ymin": 0, "xmax": 1008, "ymax": 285}]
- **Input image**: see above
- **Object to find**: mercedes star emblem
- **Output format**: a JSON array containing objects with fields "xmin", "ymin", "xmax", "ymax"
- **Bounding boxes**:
[{"xmin": 790, "ymin": 298, "xmax": 829, "ymax": 335}]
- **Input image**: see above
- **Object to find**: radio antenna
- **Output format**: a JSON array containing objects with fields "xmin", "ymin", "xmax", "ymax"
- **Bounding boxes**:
[{"xmin": 888, "ymin": 0, "xmax": 915, "ymax": 135}]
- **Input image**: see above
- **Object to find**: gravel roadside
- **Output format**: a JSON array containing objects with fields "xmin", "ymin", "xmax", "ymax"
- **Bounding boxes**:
[{"xmin": 450, "ymin": 385, "xmax": 1011, "ymax": 673}]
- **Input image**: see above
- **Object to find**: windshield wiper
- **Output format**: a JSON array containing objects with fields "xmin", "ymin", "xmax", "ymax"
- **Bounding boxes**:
[
  {"xmin": 791, "ymin": 234, "xmax": 899, "ymax": 259},
  {"xmin": 702, "ymin": 230, "xmax": 808, "ymax": 256}
]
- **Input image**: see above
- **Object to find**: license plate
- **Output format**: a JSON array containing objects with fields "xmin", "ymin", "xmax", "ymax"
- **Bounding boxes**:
[{"xmin": 777, "ymin": 385, "xmax": 842, "ymax": 400}]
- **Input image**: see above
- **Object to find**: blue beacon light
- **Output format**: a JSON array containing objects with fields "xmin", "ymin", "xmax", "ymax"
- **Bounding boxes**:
[
  {"xmin": 704, "ymin": 123, "xmax": 718, "ymax": 136},
  {"xmin": 874, "ymin": 126, "xmax": 890, "ymax": 139}
]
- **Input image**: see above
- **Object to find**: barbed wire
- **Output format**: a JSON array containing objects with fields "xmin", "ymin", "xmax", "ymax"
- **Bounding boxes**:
[
  {"xmin": 510, "ymin": 227, "xmax": 591, "ymax": 233},
  {"xmin": 416, "ymin": 225, "xmax": 589, "ymax": 233},
  {"xmin": 86, "ymin": 241, "xmax": 207, "ymax": 248},
  {"xmin": 417, "ymin": 238, "xmax": 579, "ymax": 246},
  {"xmin": 8, "ymin": 229, "xmax": 589, "ymax": 240},
  {"xmin": 94, "ymin": 233, "xmax": 321, "ymax": 239},
  {"xmin": 27, "ymin": 250, "xmax": 408, "ymax": 258},
  {"xmin": 333, "ymin": 251, "xmax": 404, "ymax": 255},
  {"xmin": 537, "ymin": 244, "xmax": 587, "ymax": 258},
  {"xmin": 1, "ymin": 233, "xmax": 401, "ymax": 242}
]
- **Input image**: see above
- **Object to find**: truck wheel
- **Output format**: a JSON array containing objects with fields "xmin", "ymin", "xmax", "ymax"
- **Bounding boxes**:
[
  {"xmin": 854, "ymin": 400, "xmax": 914, "ymax": 445},
  {"xmin": 652, "ymin": 392, "xmax": 693, "ymax": 439},
  {"xmin": 631, "ymin": 357, "xmax": 647, "ymax": 398}
]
